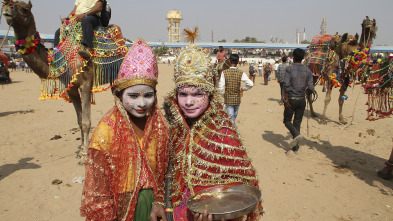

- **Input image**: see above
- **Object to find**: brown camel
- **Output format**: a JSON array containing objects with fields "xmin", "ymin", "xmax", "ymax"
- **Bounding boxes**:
[
  {"xmin": 2, "ymin": 0, "xmax": 125, "ymax": 161},
  {"xmin": 307, "ymin": 17, "xmax": 376, "ymax": 124}
]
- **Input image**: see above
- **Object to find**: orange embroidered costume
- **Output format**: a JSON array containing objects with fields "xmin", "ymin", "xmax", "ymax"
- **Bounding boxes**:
[
  {"xmin": 80, "ymin": 38, "xmax": 169, "ymax": 221},
  {"xmin": 163, "ymin": 38, "xmax": 263, "ymax": 220}
]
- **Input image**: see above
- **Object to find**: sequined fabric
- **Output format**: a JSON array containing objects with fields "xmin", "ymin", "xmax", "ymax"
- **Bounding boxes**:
[
  {"xmin": 81, "ymin": 97, "xmax": 169, "ymax": 221},
  {"xmin": 116, "ymin": 38, "xmax": 159, "ymax": 91},
  {"xmin": 163, "ymin": 90, "xmax": 263, "ymax": 220},
  {"xmin": 174, "ymin": 44, "xmax": 216, "ymax": 93}
]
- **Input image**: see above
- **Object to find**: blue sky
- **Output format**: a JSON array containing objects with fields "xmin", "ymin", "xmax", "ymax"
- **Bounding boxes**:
[{"xmin": 1, "ymin": 0, "xmax": 392, "ymax": 45}]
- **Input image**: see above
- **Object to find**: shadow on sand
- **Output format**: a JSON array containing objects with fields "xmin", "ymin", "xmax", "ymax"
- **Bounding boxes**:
[
  {"xmin": 0, "ymin": 157, "xmax": 41, "ymax": 181},
  {"xmin": 0, "ymin": 109, "xmax": 35, "ymax": 117},
  {"xmin": 262, "ymin": 130, "xmax": 393, "ymax": 195}
]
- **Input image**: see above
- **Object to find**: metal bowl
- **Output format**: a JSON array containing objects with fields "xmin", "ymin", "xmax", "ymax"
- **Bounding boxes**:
[{"xmin": 186, "ymin": 184, "xmax": 262, "ymax": 220}]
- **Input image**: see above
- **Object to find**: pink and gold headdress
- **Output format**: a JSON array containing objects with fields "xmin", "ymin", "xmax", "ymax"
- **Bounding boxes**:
[{"xmin": 115, "ymin": 38, "xmax": 158, "ymax": 92}]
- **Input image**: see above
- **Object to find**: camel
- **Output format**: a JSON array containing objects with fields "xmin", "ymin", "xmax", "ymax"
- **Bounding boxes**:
[
  {"xmin": 365, "ymin": 57, "xmax": 393, "ymax": 179},
  {"xmin": 306, "ymin": 16, "xmax": 376, "ymax": 124},
  {"xmin": 2, "ymin": 0, "xmax": 126, "ymax": 160}
]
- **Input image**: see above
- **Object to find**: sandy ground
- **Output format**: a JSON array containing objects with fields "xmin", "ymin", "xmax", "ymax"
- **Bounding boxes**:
[{"xmin": 1, "ymin": 64, "xmax": 393, "ymax": 221}]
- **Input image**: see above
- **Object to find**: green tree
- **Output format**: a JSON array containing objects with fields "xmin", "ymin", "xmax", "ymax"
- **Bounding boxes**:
[
  {"xmin": 301, "ymin": 40, "xmax": 310, "ymax": 44},
  {"xmin": 233, "ymin": 37, "xmax": 265, "ymax": 43},
  {"xmin": 153, "ymin": 45, "xmax": 169, "ymax": 56},
  {"xmin": 218, "ymin": 39, "xmax": 226, "ymax": 43}
]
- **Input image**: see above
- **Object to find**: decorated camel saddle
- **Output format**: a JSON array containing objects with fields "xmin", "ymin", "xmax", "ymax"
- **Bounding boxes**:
[
  {"xmin": 363, "ymin": 57, "xmax": 393, "ymax": 121},
  {"xmin": 306, "ymin": 35, "xmax": 337, "ymax": 75},
  {"xmin": 42, "ymin": 16, "xmax": 127, "ymax": 101},
  {"xmin": 305, "ymin": 35, "xmax": 343, "ymax": 85},
  {"xmin": 306, "ymin": 34, "xmax": 362, "ymax": 88}
]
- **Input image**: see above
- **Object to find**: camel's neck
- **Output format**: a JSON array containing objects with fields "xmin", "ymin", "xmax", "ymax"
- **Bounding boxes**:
[
  {"xmin": 21, "ymin": 46, "xmax": 50, "ymax": 79},
  {"xmin": 13, "ymin": 20, "xmax": 49, "ymax": 79},
  {"xmin": 360, "ymin": 29, "xmax": 372, "ymax": 46}
]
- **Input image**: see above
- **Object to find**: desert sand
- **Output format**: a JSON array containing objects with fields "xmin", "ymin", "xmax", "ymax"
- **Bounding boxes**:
[{"xmin": 0, "ymin": 63, "xmax": 392, "ymax": 221}]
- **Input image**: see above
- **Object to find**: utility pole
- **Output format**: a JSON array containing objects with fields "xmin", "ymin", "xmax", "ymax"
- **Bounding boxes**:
[{"xmin": 211, "ymin": 30, "xmax": 214, "ymax": 42}]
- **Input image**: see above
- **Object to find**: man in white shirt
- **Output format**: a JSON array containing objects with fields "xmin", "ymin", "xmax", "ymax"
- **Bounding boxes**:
[
  {"xmin": 218, "ymin": 54, "xmax": 253, "ymax": 125},
  {"xmin": 54, "ymin": 0, "xmax": 103, "ymax": 52},
  {"xmin": 258, "ymin": 62, "xmax": 263, "ymax": 77},
  {"xmin": 273, "ymin": 61, "xmax": 279, "ymax": 80}
]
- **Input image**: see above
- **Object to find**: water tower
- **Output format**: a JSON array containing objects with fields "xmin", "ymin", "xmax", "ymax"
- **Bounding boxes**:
[{"xmin": 166, "ymin": 10, "xmax": 183, "ymax": 43}]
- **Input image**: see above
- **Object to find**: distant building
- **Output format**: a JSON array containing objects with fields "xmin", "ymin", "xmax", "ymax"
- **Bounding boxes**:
[
  {"xmin": 296, "ymin": 27, "xmax": 307, "ymax": 44},
  {"xmin": 320, "ymin": 18, "xmax": 327, "ymax": 35}
]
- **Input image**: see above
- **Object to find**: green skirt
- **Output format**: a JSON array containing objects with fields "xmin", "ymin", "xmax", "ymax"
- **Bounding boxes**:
[{"xmin": 134, "ymin": 189, "xmax": 154, "ymax": 221}]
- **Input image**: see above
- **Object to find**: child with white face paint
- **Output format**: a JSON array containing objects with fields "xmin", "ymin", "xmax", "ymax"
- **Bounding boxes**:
[
  {"xmin": 121, "ymin": 85, "xmax": 156, "ymax": 118},
  {"xmin": 162, "ymin": 41, "xmax": 263, "ymax": 221},
  {"xmin": 81, "ymin": 38, "xmax": 169, "ymax": 221}
]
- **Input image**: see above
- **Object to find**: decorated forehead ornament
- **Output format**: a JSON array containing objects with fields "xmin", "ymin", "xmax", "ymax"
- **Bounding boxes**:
[
  {"xmin": 2, "ymin": 0, "xmax": 14, "ymax": 6},
  {"xmin": 174, "ymin": 27, "xmax": 215, "ymax": 93},
  {"xmin": 115, "ymin": 38, "xmax": 158, "ymax": 92}
]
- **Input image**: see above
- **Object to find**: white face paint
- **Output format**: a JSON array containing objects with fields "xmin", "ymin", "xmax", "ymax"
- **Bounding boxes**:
[{"xmin": 121, "ymin": 85, "xmax": 155, "ymax": 118}]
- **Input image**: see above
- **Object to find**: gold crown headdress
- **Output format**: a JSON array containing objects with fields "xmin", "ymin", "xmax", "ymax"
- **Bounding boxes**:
[{"xmin": 174, "ymin": 27, "xmax": 215, "ymax": 93}]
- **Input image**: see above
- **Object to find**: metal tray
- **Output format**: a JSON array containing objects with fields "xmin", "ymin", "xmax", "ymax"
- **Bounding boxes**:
[{"xmin": 186, "ymin": 184, "xmax": 261, "ymax": 220}]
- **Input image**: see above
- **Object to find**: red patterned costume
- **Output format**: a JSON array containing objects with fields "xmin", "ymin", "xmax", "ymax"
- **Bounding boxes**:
[
  {"xmin": 164, "ymin": 43, "xmax": 263, "ymax": 220},
  {"xmin": 80, "ymin": 38, "xmax": 169, "ymax": 220}
]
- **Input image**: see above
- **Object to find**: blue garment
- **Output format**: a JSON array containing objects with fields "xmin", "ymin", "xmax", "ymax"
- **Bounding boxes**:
[
  {"xmin": 225, "ymin": 105, "xmax": 240, "ymax": 125},
  {"xmin": 283, "ymin": 63, "xmax": 314, "ymax": 97},
  {"xmin": 54, "ymin": 15, "xmax": 100, "ymax": 48}
]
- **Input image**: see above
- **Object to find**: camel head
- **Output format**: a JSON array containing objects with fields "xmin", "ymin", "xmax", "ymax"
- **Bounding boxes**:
[
  {"xmin": 360, "ymin": 16, "xmax": 377, "ymax": 46},
  {"xmin": 2, "ymin": 0, "xmax": 35, "ymax": 31},
  {"xmin": 329, "ymin": 33, "xmax": 359, "ymax": 59}
]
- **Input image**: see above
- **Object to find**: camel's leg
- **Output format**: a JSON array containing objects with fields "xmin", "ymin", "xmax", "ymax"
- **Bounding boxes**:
[
  {"xmin": 338, "ymin": 86, "xmax": 347, "ymax": 124},
  {"xmin": 308, "ymin": 76, "xmax": 319, "ymax": 118},
  {"xmin": 307, "ymin": 92, "xmax": 317, "ymax": 118},
  {"xmin": 79, "ymin": 78, "xmax": 93, "ymax": 160},
  {"xmin": 320, "ymin": 83, "xmax": 332, "ymax": 124},
  {"xmin": 67, "ymin": 86, "xmax": 83, "ymax": 147}
]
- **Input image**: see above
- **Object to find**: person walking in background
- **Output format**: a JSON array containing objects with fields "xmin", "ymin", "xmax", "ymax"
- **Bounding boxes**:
[
  {"xmin": 9, "ymin": 60, "xmax": 15, "ymax": 72},
  {"xmin": 277, "ymin": 56, "xmax": 288, "ymax": 104},
  {"xmin": 16, "ymin": 60, "xmax": 20, "ymax": 71},
  {"xmin": 216, "ymin": 46, "xmax": 228, "ymax": 71},
  {"xmin": 249, "ymin": 63, "xmax": 256, "ymax": 84},
  {"xmin": 283, "ymin": 48, "xmax": 314, "ymax": 153},
  {"xmin": 273, "ymin": 60, "xmax": 279, "ymax": 80},
  {"xmin": 268, "ymin": 63, "xmax": 273, "ymax": 81},
  {"xmin": 264, "ymin": 62, "xmax": 270, "ymax": 85},
  {"xmin": 258, "ymin": 61, "xmax": 263, "ymax": 77},
  {"xmin": 25, "ymin": 63, "xmax": 30, "ymax": 73},
  {"xmin": 219, "ymin": 54, "xmax": 253, "ymax": 125}
]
